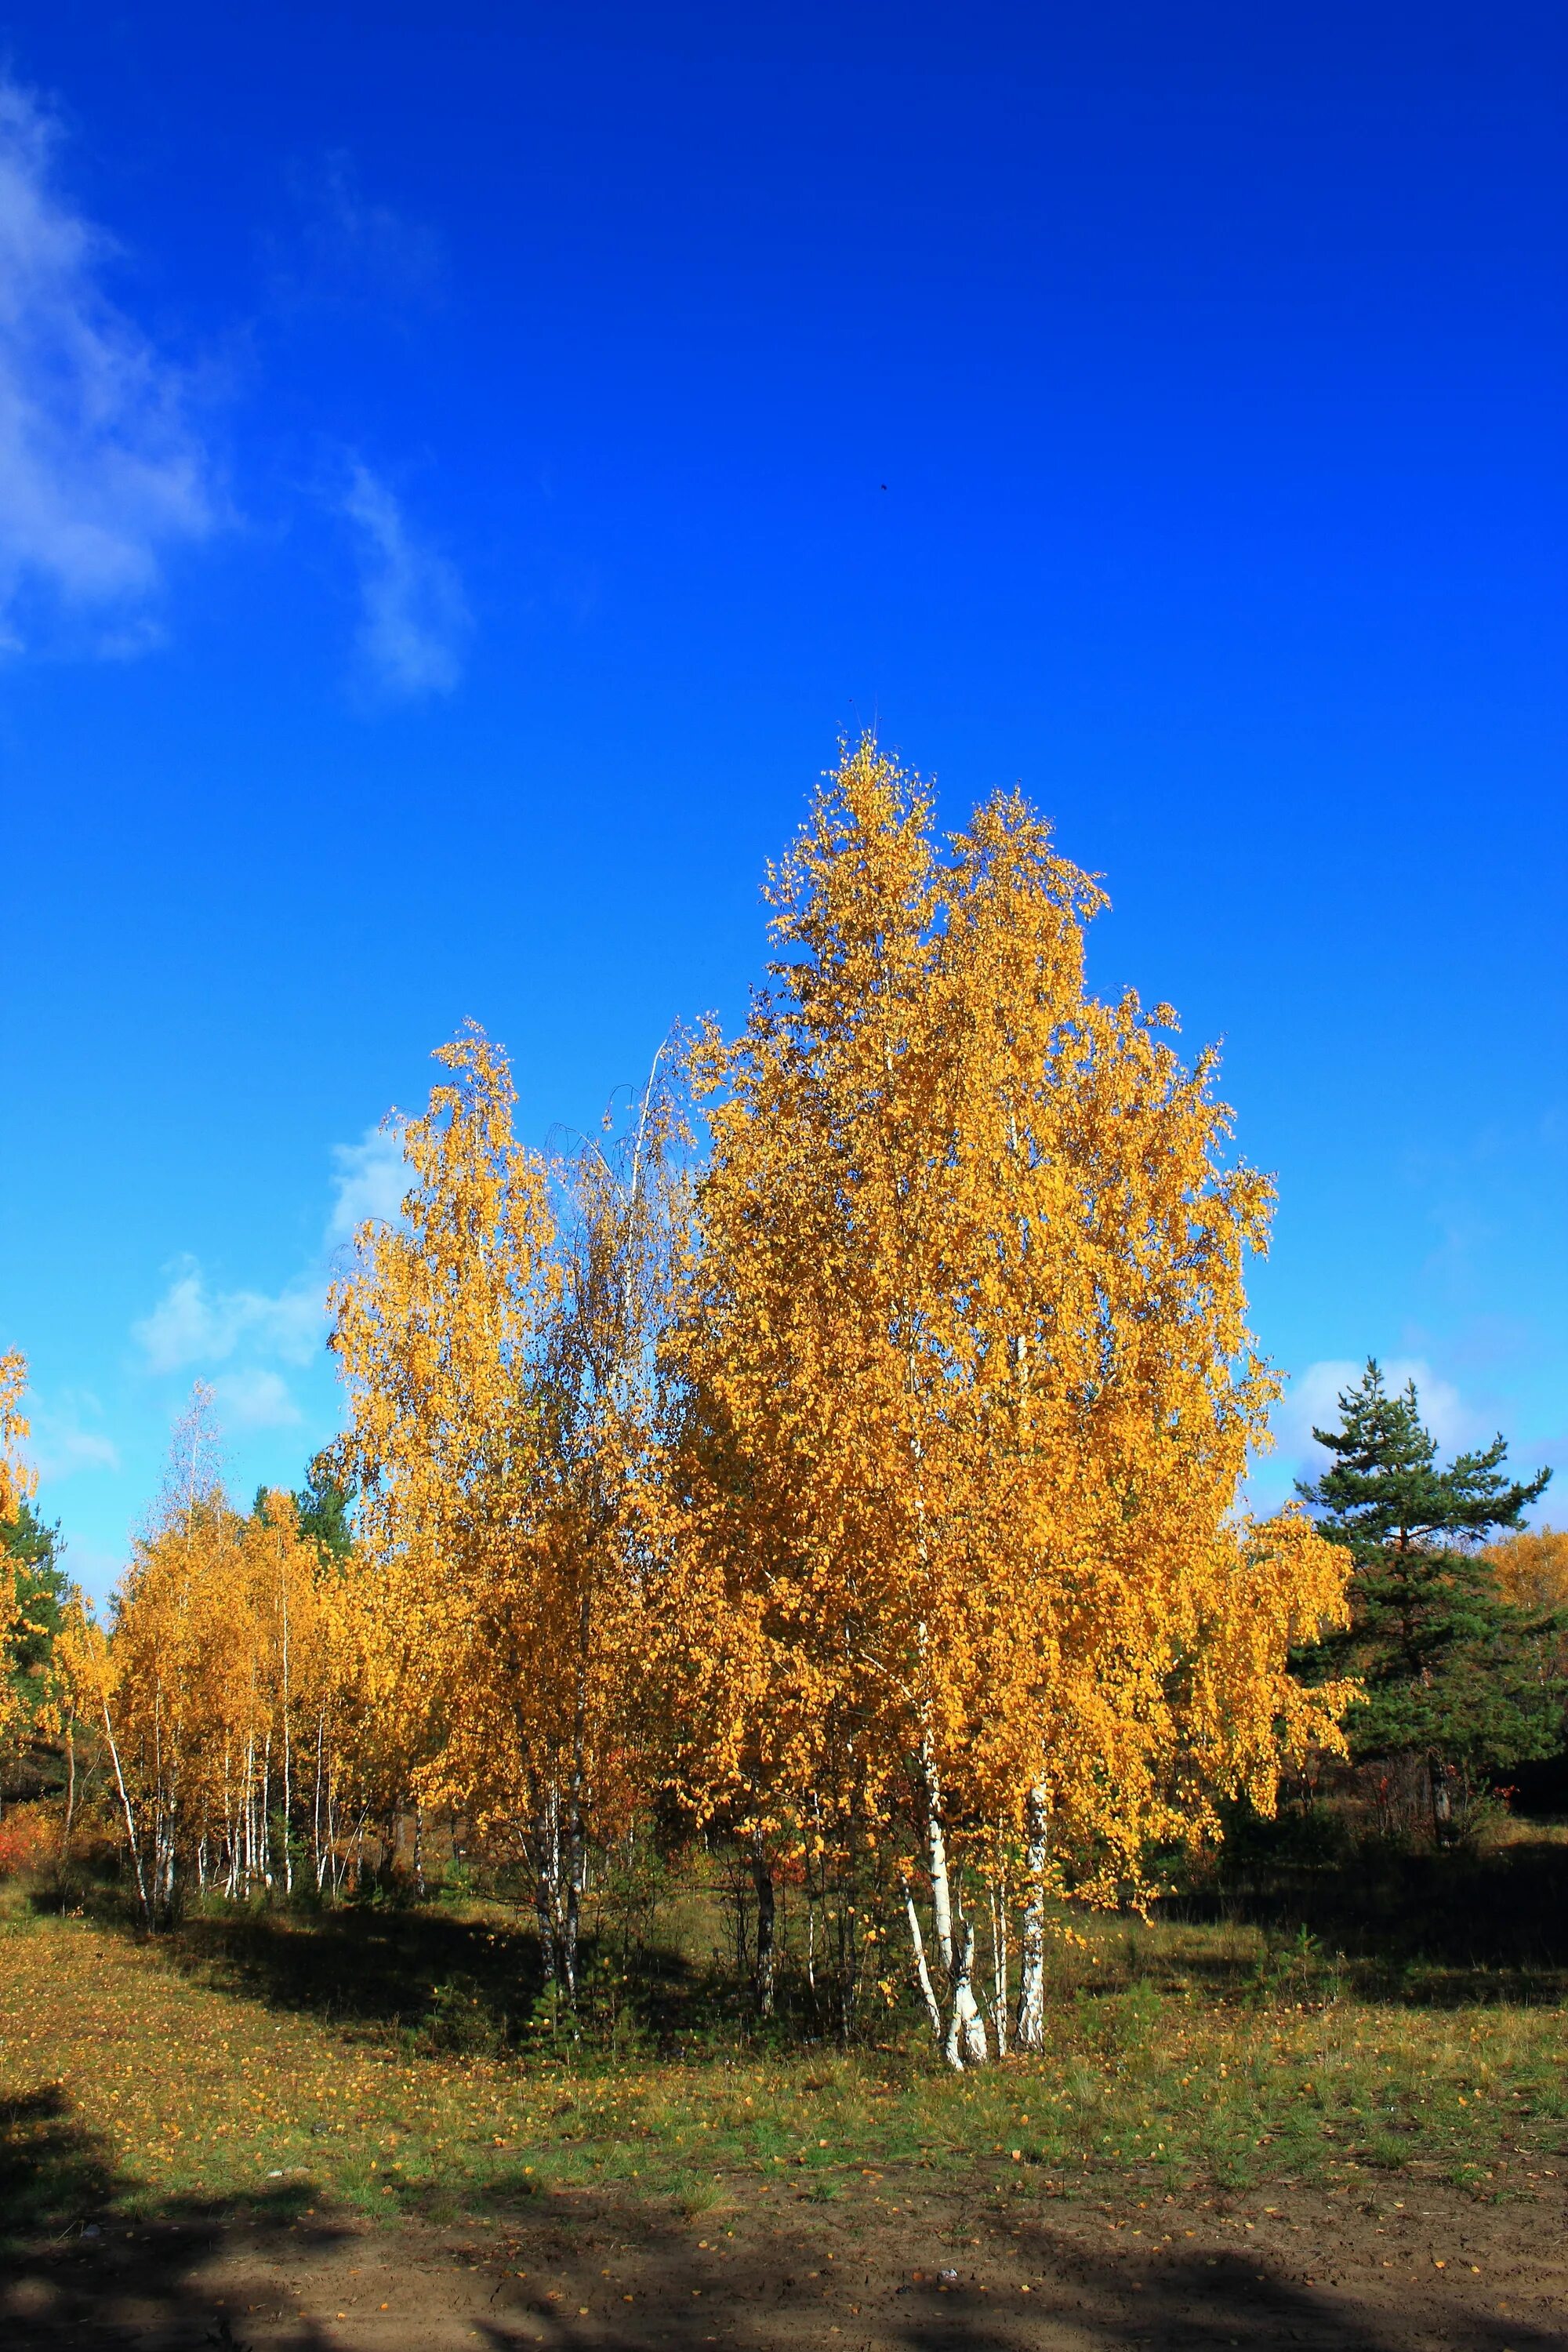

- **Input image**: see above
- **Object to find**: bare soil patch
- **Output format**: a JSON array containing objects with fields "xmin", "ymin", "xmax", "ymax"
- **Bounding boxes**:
[{"xmin": 4, "ymin": 2169, "xmax": 1564, "ymax": 2350}]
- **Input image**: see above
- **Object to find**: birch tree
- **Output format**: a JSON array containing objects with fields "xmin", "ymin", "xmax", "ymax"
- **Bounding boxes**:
[
  {"xmin": 60, "ymin": 1390, "xmax": 337, "ymax": 1918},
  {"xmin": 666, "ymin": 736, "xmax": 1353, "ymax": 2063},
  {"xmin": 329, "ymin": 1025, "xmax": 688, "ymax": 2003}
]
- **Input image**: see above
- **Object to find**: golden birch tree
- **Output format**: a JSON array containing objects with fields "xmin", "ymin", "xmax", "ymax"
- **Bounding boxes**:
[
  {"xmin": 664, "ymin": 736, "xmax": 1353, "ymax": 2063},
  {"xmin": 62, "ymin": 1390, "xmax": 339, "ymax": 1918},
  {"xmin": 329, "ymin": 1023, "xmax": 686, "ymax": 1999},
  {"xmin": 328, "ymin": 1028, "xmax": 556, "ymax": 1914}
]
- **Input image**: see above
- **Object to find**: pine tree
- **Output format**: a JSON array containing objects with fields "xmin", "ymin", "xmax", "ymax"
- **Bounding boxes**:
[
  {"xmin": 0, "ymin": 1500, "xmax": 71, "ymax": 1784},
  {"xmin": 1297, "ymin": 1360, "xmax": 1558, "ymax": 1831}
]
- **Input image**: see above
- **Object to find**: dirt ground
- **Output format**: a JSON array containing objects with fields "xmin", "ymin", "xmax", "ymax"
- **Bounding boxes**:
[{"xmin": 3, "ymin": 2169, "xmax": 1566, "ymax": 2352}]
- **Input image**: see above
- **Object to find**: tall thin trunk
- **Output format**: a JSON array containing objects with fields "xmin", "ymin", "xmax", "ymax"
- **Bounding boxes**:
[
  {"xmin": 534, "ymin": 1796, "xmax": 560, "ymax": 1996},
  {"xmin": 279, "ymin": 1560, "xmax": 293, "ymax": 1896},
  {"xmin": 313, "ymin": 1713, "xmax": 325, "ymax": 1892},
  {"xmin": 750, "ymin": 1826, "xmax": 776, "ymax": 2019},
  {"xmin": 1015, "ymin": 1781, "xmax": 1051, "ymax": 2051},
  {"xmin": 902, "ymin": 1876, "xmax": 943, "ymax": 2039},
  {"xmin": 62, "ymin": 1720, "xmax": 77, "ymax": 1858},
  {"xmin": 920, "ymin": 1747, "xmax": 989, "ymax": 2069},
  {"xmin": 101, "ymin": 1696, "xmax": 152, "ymax": 1930},
  {"xmin": 564, "ymin": 1587, "xmax": 593, "ymax": 2010},
  {"xmin": 412, "ymin": 1804, "xmax": 426, "ymax": 1899},
  {"xmin": 989, "ymin": 1868, "xmax": 1010, "ymax": 2057},
  {"xmin": 262, "ymin": 1730, "xmax": 273, "ymax": 1889}
]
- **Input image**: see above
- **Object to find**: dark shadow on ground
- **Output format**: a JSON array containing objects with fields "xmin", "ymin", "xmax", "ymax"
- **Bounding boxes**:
[
  {"xmin": 0, "ymin": 2085, "xmax": 346, "ymax": 2347},
  {"xmin": 5, "ymin": 2086, "xmax": 1563, "ymax": 2352},
  {"xmin": 1168, "ymin": 1835, "xmax": 1568, "ymax": 2003},
  {"xmin": 170, "ymin": 1900, "xmax": 550, "ymax": 2043}
]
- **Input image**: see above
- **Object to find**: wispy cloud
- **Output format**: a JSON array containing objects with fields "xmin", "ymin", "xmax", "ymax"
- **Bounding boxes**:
[
  {"xmin": 341, "ymin": 459, "xmax": 469, "ymax": 701},
  {"xmin": 29, "ymin": 1389, "xmax": 120, "ymax": 1481},
  {"xmin": 1271, "ymin": 1356, "xmax": 1472, "ymax": 1470},
  {"xmin": 328, "ymin": 1120, "xmax": 410, "ymax": 1243},
  {"xmin": 131, "ymin": 1123, "xmax": 409, "ymax": 1400},
  {"xmin": 132, "ymin": 1258, "xmax": 323, "ymax": 1375},
  {"xmin": 212, "ymin": 1367, "xmax": 302, "ymax": 1432},
  {"xmin": 0, "ymin": 78, "xmax": 214, "ymax": 652}
]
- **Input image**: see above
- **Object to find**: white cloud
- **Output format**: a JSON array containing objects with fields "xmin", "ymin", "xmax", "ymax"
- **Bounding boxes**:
[
  {"xmin": 133, "ymin": 1258, "xmax": 323, "ymax": 1374},
  {"xmin": 1271, "ymin": 1356, "xmax": 1471, "ymax": 1466},
  {"xmin": 328, "ymin": 1120, "xmax": 410, "ymax": 1243},
  {"xmin": 341, "ymin": 459, "xmax": 469, "ymax": 700},
  {"xmin": 211, "ymin": 1367, "xmax": 301, "ymax": 1432},
  {"xmin": 29, "ymin": 1389, "xmax": 120, "ymax": 1480},
  {"xmin": 0, "ymin": 79, "xmax": 214, "ymax": 651}
]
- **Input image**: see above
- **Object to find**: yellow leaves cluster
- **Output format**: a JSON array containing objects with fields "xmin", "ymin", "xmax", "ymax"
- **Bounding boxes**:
[
  {"xmin": 327, "ymin": 1024, "xmax": 686, "ymax": 1967},
  {"xmin": 661, "ymin": 738, "xmax": 1352, "ymax": 1896},
  {"xmin": 328, "ymin": 1026, "xmax": 561, "ymax": 1822},
  {"xmin": 0, "ymin": 1345, "xmax": 33, "ymax": 1526},
  {"xmin": 72, "ymin": 736, "xmax": 1352, "ymax": 2008},
  {"xmin": 61, "ymin": 1453, "xmax": 343, "ymax": 1907},
  {"xmin": 1485, "ymin": 1524, "xmax": 1568, "ymax": 1614}
]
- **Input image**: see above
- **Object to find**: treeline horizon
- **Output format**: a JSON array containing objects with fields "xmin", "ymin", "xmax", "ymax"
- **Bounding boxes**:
[{"xmin": 3, "ymin": 738, "xmax": 1563, "ymax": 2067}]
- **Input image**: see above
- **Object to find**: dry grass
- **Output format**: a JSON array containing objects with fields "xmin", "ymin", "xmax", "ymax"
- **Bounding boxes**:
[{"xmin": 2, "ymin": 1889, "xmax": 1566, "ymax": 2242}]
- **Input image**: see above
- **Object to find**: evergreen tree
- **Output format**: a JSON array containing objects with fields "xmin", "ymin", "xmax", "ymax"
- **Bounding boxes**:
[
  {"xmin": 1, "ymin": 1500, "xmax": 71, "ymax": 1784},
  {"xmin": 296, "ymin": 1457, "xmax": 354, "ymax": 1561},
  {"xmin": 252, "ymin": 1456, "xmax": 354, "ymax": 1562},
  {"xmin": 1297, "ymin": 1361, "xmax": 1559, "ymax": 1831}
]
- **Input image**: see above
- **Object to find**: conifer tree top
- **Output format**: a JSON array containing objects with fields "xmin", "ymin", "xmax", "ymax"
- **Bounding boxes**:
[{"xmin": 1298, "ymin": 1359, "xmax": 1550, "ymax": 1554}]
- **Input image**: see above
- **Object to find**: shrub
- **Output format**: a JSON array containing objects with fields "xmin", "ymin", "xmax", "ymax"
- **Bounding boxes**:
[{"xmin": 0, "ymin": 1801, "xmax": 62, "ymax": 1878}]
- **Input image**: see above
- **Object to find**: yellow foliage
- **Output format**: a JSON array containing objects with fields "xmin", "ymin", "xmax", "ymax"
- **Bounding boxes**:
[
  {"xmin": 328, "ymin": 1022, "xmax": 686, "ymax": 1983},
  {"xmin": 42, "ymin": 739, "xmax": 1357, "ymax": 2056},
  {"xmin": 0, "ymin": 1345, "xmax": 38, "ymax": 1752},
  {"xmin": 0, "ymin": 1346, "xmax": 33, "ymax": 1526},
  {"xmin": 659, "ymin": 738, "xmax": 1352, "ymax": 2050},
  {"xmin": 1485, "ymin": 1525, "xmax": 1568, "ymax": 1614},
  {"xmin": 59, "ymin": 1406, "xmax": 347, "ymax": 1917}
]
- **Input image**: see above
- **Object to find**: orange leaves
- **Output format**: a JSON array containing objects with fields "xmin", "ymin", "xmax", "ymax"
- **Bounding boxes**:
[
  {"xmin": 0, "ymin": 1345, "xmax": 34, "ymax": 1525},
  {"xmin": 325, "ymin": 1022, "xmax": 688, "ymax": 1963},
  {"xmin": 328, "ymin": 1025, "xmax": 559, "ymax": 1815},
  {"xmin": 665, "ymin": 734, "xmax": 1352, "ymax": 1901},
  {"xmin": 67, "ymin": 738, "xmax": 1354, "ymax": 1991}
]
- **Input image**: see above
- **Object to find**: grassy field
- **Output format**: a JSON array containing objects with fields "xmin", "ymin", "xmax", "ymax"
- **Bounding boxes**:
[{"xmin": 5, "ymin": 1871, "xmax": 1567, "ymax": 2250}]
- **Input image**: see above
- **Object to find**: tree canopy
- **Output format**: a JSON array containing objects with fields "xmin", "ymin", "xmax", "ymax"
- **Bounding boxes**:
[{"xmin": 1297, "ymin": 1360, "xmax": 1558, "ymax": 1811}]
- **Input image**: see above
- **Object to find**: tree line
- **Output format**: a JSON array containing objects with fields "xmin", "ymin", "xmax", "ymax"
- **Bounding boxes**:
[{"xmin": 3, "ymin": 739, "xmax": 1560, "ymax": 2060}]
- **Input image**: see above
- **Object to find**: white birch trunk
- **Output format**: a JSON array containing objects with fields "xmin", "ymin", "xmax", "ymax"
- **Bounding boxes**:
[
  {"xmin": 101, "ymin": 1695, "xmax": 152, "ymax": 1929},
  {"xmin": 1014, "ymin": 1780, "xmax": 1050, "ymax": 2052},
  {"xmin": 902, "ymin": 1878, "xmax": 944, "ymax": 2040},
  {"xmin": 944, "ymin": 1916, "xmax": 989, "ymax": 2069},
  {"xmin": 989, "ymin": 1873, "xmax": 1010, "ymax": 2056},
  {"xmin": 920, "ymin": 1750, "xmax": 989, "ymax": 2069},
  {"xmin": 279, "ymin": 1564, "xmax": 293, "ymax": 1895}
]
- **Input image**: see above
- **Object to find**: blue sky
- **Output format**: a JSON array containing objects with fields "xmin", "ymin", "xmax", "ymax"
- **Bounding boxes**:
[{"xmin": 1, "ymin": 2, "xmax": 1563, "ymax": 1598}]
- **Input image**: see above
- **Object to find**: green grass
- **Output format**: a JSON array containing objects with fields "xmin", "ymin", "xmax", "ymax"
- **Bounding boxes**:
[{"xmin": 2, "ymin": 1889, "xmax": 1566, "ymax": 2244}]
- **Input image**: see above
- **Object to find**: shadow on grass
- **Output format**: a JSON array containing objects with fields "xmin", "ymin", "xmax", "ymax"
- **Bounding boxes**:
[
  {"xmin": 78, "ymin": 1892, "xmax": 743, "ymax": 2058},
  {"xmin": 0, "ymin": 2084, "xmax": 345, "ymax": 2347},
  {"xmin": 3, "ymin": 2082, "xmax": 1561, "ymax": 2352},
  {"xmin": 1174, "ymin": 1835, "xmax": 1568, "ymax": 2003},
  {"xmin": 170, "ymin": 1899, "xmax": 550, "ymax": 2042}
]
